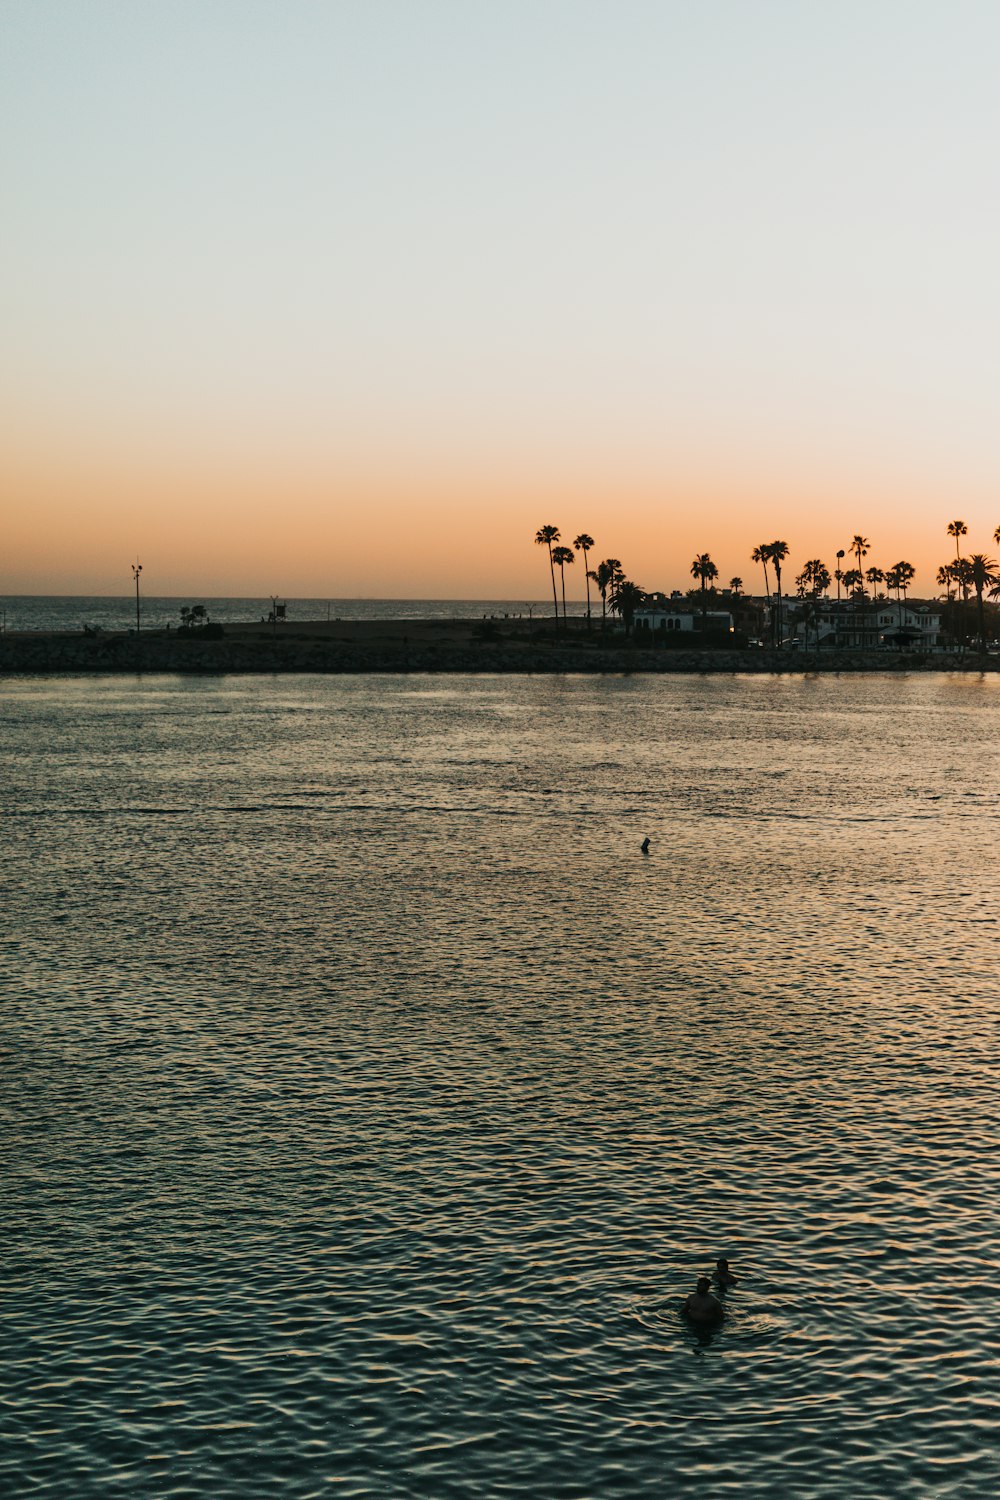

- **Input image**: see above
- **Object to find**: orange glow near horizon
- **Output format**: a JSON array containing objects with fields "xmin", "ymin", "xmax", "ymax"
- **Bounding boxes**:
[
  {"xmin": 5, "ymin": 6, "xmax": 1000, "ymax": 602},
  {"xmin": 4, "ymin": 417, "xmax": 998, "ymax": 600}
]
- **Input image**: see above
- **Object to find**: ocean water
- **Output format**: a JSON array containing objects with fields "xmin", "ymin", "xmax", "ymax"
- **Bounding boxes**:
[
  {"xmin": 2, "ymin": 671, "xmax": 998, "ymax": 1499},
  {"xmin": 0, "ymin": 597, "xmax": 580, "ymax": 633}
]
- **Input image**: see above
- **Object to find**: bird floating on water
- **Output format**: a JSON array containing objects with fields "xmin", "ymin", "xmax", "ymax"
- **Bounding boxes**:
[{"xmin": 641, "ymin": 837, "xmax": 650, "ymax": 854}]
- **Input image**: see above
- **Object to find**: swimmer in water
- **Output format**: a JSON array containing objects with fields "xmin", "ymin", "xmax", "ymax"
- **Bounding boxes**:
[
  {"xmin": 683, "ymin": 1276, "xmax": 723, "ymax": 1325},
  {"xmin": 641, "ymin": 837, "xmax": 650, "ymax": 854},
  {"xmin": 713, "ymin": 1257, "xmax": 737, "ymax": 1288}
]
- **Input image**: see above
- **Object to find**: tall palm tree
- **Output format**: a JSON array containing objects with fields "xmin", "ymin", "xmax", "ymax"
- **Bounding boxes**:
[
  {"xmin": 751, "ymin": 545, "xmax": 772, "ymax": 643},
  {"xmin": 899, "ymin": 562, "xmax": 915, "ymax": 608},
  {"xmin": 952, "ymin": 556, "xmax": 974, "ymax": 653},
  {"xmin": 690, "ymin": 553, "xmax": 719, "ymax": 623},
  {"xmin": 936, "ymin": 564, "xmax": 954, "ymax": 601},
  {"xmin": 609, "ymin": 578, "xmax": 646, "ymax": 637},
  {"xmin": 968, "ymin": 554, "xmax": 999, "ymax": 651},
  {"xmin": 552, "ymin": 545, "xmax": 575, "ymax": 625},
  {"xmin": 729, "ymin": 577, "xmax": 743, "ymax": 596},
  {"xmin": 534, "ymin": 525, "xmax": 561, "ymax": 623},
  {"xmin": 851, "ymin": 535, "xmax": 870, "ymax": 589},
  {"xmin": 590, "ymin": 564, "xmax": 609, "ymax": 630},
  {"xmin": 769, "ymin": 540, "xmax": 789, "ymax": 646},
  {"xmin": 947, "ymin": 519, "xmax": 968, "ymax": 571},
  {"xmin": 751, "ymin": 544, "xmax": 772, "ymax": 600},
  {"xmin": 573, "ymin": 534, "xmax": 595, "ymax": 626},
  {"xmin": 591, "ymin": 560, "xmax": 618, "ymax": 631}
]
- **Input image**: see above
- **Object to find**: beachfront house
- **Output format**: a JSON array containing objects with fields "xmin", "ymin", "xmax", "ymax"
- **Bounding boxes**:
[
  {"xmin": 633, "ymin": 594, "xmax": 734, "ymax": 636},
  {"xmin": 787, "ymin": 598, "xmax": 941, "ymax": 650}
]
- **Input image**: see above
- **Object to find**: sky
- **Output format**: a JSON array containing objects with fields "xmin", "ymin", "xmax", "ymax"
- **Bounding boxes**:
[{"xmin": 3, "ymin": 0, "xmax": 1000, "ymax": 598}]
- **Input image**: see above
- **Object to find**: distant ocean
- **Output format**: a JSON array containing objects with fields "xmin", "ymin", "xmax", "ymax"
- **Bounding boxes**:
[{"xmin": 0, "ymin": 596, "xmax": 587, "ymax": 633}]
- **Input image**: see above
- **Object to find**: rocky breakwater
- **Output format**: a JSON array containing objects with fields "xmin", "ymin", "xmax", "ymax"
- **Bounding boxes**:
[{"xmin": 0, "ymin": 625, "xmax": 992, "ymax": 676}]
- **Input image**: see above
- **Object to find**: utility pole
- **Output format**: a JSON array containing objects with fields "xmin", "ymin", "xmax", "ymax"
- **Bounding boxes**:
[{"xmin": 132, "ymin": 561, "xmax": 142, "ymax": 633}]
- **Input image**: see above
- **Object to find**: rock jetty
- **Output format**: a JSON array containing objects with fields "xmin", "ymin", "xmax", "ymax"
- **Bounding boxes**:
[{"xmin": 0, "ymin": 619, "xmax": 993, "ymax": 675}]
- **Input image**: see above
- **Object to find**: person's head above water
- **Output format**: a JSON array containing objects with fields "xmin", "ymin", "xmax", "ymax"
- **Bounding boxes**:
[
  {"xmin": 696, "ymin": 1276, "xmax": 711, "ymax": 1294},
  {"xmin": 713, "ymin": 1256, "xmax": 737, "ymax": 1285}
]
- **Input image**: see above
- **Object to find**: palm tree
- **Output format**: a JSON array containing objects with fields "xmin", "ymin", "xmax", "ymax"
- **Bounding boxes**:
[
  {"xmin": 954, "ymin": 556, "xmax": 973, "ymax": 598},
  {"xmin": 885, "ymin": 561, "xmax": 915, "ymax": 639},
  {"xmin": 690, "ymin": 553, "xmax": 719, "ymax": 623},
  {"xmin": 865, "ymin": 565, "xmax": 886, "ymax": 598},
  {"xmin": 968, "ymin": 554, "xmax": 1000, "ymax": 651},
  {"xmin": 947, "ymin": 523, "xmax": 968, "ymax": 644},
  {"xmin": 952, "ymin": 556, "xmax": 974, "ymax": 653},
  {"xmin": 751, "ymin": 544, "xmax": 772, "ymax": 601},
  {"xmin": 751, "ymin": 544, "xmax": 772, "ymax": 644},
  {"xmin": 535, "ymin": 525, "xmax": 561, "ymax": 624},
  {"xmin": 936, "ymin": 564, "xmax": 954, "ymax": 601},
  {"xmin": 609, "ymin": 578, "xmax": 646, "ymax": 637},
  {"xmin": 769, "ymin": 540, "xmax": 789, "ymax": 646},
  {"xmin": 851, "ymin": 535, "xmax": 870, "ymax": 589},
  {"xmin": 591, "ymin": 560, "xmax": 618, "ymax": 631},
  {"xmin": 573, "ymin": 533, "xmax": 595, "ymax": 626},
  {"xmin": 994, "ymin": 525, "xmax": 1000, "ymax": 546},
  {"xmin": 552, "ymin": 545, "xmax": 575, "ymax": 625},
  {"xmin": 729, "ymin": 577, "xmax": 743, "ymax": 596},
  {"xmin": 590, "ymin": 565, "xmax": 609, "ymax": 630},
  {"xmin": 840, "ymin": 567, "xmax": 863, "ymax": 647},
  {"xmin": 796, "ymin": 559, "xmax": 830, "ymax": 597}
]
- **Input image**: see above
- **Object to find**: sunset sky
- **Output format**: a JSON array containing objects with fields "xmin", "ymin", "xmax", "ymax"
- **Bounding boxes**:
[{"xmin": 3, "ymin": 1, "xmax": 1000, "ymax": 599}]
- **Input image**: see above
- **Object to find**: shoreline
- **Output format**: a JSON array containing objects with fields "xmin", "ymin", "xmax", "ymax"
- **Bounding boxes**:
[{"xmin": 1, "ymin": 618, "xmax": 996, "ymax": 675}]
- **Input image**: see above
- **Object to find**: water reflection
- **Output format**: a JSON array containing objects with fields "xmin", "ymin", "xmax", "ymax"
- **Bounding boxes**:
[{"xmin": 2, "ymin": 673, "xmax": 999, "ymax": 1499}]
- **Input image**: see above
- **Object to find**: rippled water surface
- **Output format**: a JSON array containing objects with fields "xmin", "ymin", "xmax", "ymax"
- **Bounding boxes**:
[{"xmin": 3, "ymin": 673, "xmax": 998, "ymax": 1498}]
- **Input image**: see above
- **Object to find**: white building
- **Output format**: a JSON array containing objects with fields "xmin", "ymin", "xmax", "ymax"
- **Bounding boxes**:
[
  {"xmin": 633, "ymin": 600, "xmax": 734, "ymax": 635},
  {"xmin": 789, "ymin": 598, "xmax": 941, "ymax": 650}
]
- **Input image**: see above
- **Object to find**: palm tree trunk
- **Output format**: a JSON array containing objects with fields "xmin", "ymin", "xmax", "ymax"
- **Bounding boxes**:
[
  {"xmin": 583, "ymin": 551, "xmax": 592, "ymax": 627},
  {"xmin": 547, "ymin": 545, "xmax": 559, "ymax": 623},
  {"xmin": 560, "ymin": 565, "xmax": 567, "ymax": 625}
]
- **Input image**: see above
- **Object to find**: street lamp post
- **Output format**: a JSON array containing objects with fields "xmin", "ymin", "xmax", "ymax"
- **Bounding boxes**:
[
  {"xmin": 132, "ymin": 561, "xmax": 142, "ymax": 634},
  {"xmin": 835, "ymin": 549, "xmax": 845, "ymax": 649}
]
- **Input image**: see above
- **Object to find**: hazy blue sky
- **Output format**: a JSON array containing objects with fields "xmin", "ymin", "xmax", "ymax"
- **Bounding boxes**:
[{"xmin": 3, "ymin": 1, "xmax": 999, "ymax": 594}]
